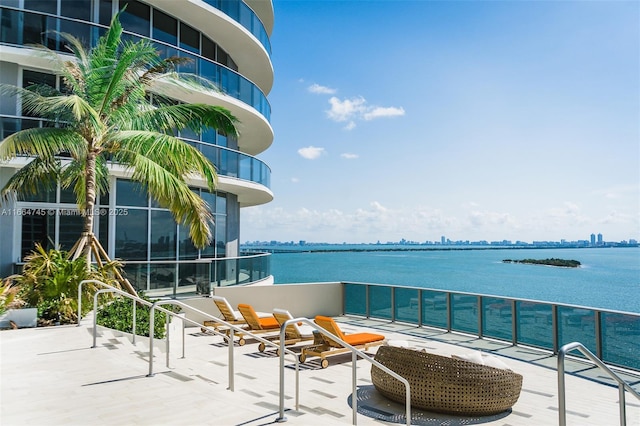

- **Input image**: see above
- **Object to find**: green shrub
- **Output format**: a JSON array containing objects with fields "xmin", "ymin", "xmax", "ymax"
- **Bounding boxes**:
[
  {"xmin": 96, "ymin": 294, "xmax": 178, "ymax": 339},
  {"xmin": 11, "ymin": 244, "xmax": 123, "ymax": 325}
]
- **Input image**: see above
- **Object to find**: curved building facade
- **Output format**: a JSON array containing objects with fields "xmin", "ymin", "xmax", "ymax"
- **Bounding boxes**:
[{"xmin": 0, "ymin": 0, "xmax": 274, "ymax": 295}]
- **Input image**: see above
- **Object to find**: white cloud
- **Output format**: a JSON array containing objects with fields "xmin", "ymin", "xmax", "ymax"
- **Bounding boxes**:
[
  {"xmin": 297, "ymin": 146, "xmax": 326, "ymax": 160},
  {"xmin": 326, "ymin": 96, "xmax": 405, "ymax": 128},
  {"xmin": 291, "ymin": 177, "xmax": 300, "ymax": 183},
  {"xmin": 340, "ymin": 153, "xmax": 359, "ymax": 159},
  {"xmin": 363, "ymin": 106, "xmax": 406, "ymax": 120},
  {"xmin": 327, "ymin": 96, "xmax": 366, "ymax": 122},
  {"xmin": 308, "ymin": 83, "xmax": 337, "ymax": 95}
]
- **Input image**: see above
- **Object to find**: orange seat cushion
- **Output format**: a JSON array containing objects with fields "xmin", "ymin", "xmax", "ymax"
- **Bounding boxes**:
[
  {"xmin": 258, "ymin": 317, "xmax": 280, "ymax": 329},
  {"xmin": 344, "ymin": 333, "xmax": 385, "ymax": 346}
]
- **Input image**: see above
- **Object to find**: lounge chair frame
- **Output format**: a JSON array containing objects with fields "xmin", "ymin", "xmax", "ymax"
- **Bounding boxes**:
[{"xmin": 300, "ymin": 316, "xmax": 385, "ymax": 368}]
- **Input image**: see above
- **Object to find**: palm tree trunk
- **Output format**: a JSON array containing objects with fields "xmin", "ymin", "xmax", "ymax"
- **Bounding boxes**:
[{"xmin": 83, "ymin": 152, "xmax": 97, "ymax": 271}]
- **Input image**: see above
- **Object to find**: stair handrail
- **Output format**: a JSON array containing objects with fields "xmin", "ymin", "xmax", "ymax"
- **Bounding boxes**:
[
  {"xmin": 80, "ymin": 279, "xmax": 300, "ymax": 408},
  {"xmin": 558, "ymin": 341, "xmax": 640, "ymax": 426},
  {"xmin": 276, "ymin": 317, "xmax": 411, "ymax": 426},
  {"xmin": 148, "ymin": 299, "xmax": 301, "ymax": 410}
]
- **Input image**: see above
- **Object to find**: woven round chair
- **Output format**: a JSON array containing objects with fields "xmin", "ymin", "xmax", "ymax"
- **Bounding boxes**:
[{"xmin": 371, "ymin": 345, "xmax": 523, "ymax": 416}]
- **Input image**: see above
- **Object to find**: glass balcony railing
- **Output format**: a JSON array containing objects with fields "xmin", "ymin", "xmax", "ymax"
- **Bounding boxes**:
[
  {"xmin": 202, "ymin": 0, "xmax": 272, "ymax": 55},
  {"xmin": 0, "ymin": 7, "xmax": 271, "ymax": 121},
  {"xmin": 113, "ymin": 252, "xmax": 271, "ymax": 296},
  {"xmin": 0, "ymin": 115, "xmax": 270, "ymax": 188},
  {"xmin": 344, "ymin": 282, "xmax": 640, "ymax": 372}
]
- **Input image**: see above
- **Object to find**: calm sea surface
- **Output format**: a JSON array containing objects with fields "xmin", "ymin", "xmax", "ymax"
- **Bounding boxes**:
[{"xmin": 267, "ymin": 247, "xmax": 640, "ymax": 313}]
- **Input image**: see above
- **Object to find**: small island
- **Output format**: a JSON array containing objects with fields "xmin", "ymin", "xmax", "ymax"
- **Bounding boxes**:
[{"xmin": 502, "ymin": 258, "xmax": 581, "ymax": 268}]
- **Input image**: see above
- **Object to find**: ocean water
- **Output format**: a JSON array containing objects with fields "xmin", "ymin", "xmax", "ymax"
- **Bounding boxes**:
[{"xmin": 269, "ymin": 247, "xmax": 640, "ymax": 313}]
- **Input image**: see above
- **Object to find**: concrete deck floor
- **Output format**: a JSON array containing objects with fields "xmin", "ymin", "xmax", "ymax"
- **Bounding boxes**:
[{"xmin": 1, "ymin": 316, "xmax": 639, "ymax": 426}]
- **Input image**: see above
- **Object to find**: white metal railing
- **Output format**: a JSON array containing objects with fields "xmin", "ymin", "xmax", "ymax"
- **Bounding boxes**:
[
  {"xmin": 276, "ymin": 317, "xmax": 411, "ymax": 426},
  {"xmin": 558, "ymin": 341, "xmax": 640, "ymax": 426}
]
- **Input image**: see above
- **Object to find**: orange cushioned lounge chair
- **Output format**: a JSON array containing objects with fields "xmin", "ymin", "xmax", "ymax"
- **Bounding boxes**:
[
  {"xmin": 236, "ymin": 303, "xmax": 281, "ymax": 346},
  {"xmin": 299, "ymin": 315, "xmax": 385, "ymax": 368}
]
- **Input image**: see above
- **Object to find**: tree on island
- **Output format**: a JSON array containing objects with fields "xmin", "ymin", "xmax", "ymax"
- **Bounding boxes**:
[
  {"xmin": 0, "ymin": 13, "xmax": 237, "ymax": 295},
  {"xmin": 502, "ymin": 258, "xmax": 581, "ymax": 268}
]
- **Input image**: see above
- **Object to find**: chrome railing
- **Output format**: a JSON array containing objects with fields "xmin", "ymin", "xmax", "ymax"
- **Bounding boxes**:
[
  {"xmin": 277, "ymin": 317, "xmax": 411, "ymax": 426},
  {"xmin": 558, "ymin": 342, "xmax": 640, "ymax": 426},
  {"xmin": 343, "ymin": 282, "xmax": 640, "ymax": 372}
]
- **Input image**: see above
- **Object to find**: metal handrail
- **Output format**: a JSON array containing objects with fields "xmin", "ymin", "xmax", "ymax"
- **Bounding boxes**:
[
  {"xmin": 558, "ymin": 341, "xmax": 640, "ymax": 426},
  {"xmin": 80, "ymin": 279, "xmax": 299, "ymax": 408},
  {"xmin": 276, "ymin": 318, "xmax": 411, "ymax": 426},
  {"xmin": 148, "ymin": 299, "xmax": 300, "ymax": 408}
]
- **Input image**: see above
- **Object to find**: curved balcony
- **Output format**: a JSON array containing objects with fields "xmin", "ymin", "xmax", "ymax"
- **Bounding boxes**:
[
  {"xmin": 0, "ymin": 7, "xmax": 271, "ymax": 123},
  {"xmin": 200, "ymin": 0, "xmax": 271, "ymax": 55},
  {"xmin": 0, "ymin": 115, "xmax": 271, "ymax": 192}
]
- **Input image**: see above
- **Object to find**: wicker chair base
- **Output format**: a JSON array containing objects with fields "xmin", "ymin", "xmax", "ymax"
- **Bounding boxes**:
[{"xmin": 371, "ymin": 345, "xmax": 523, "ymax": 416}]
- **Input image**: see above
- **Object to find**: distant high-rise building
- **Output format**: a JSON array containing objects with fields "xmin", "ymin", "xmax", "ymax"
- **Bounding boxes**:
[
  {"xmin": 597, "ymin": 233, "xmax": 603, "ymax": 245},
  {"xmin": 441, "ymin": 236, "xmax": 446, "ymax": 245},
  {"xmin": 590, "ymin": 234, "xmax": 596, "ymax": 245}
]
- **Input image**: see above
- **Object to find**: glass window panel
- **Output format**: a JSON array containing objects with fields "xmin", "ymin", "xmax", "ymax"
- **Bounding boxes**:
[
  {"xmin": 24, "ymin": 0, "xmax": 57, "ymax": 14},
  {"xmin": 178, "ymin": 262, "xmax": 208, "ymax": 294},
  {"xmin": 116, "ymin": 179, "xmax": 147, "ymax": 207},
  {"xmin": 150, "ymin": 210, "xmax": 176, "ymax": 260},
  {"xmin": 20, "ymin": 185, "xmax": 56, "ymax": 202},
  {"xmin": 421, "ymin": 290, "xmax": 448, "ymax": 328},
  {"xmin": 1, "ymin": 8, "xmax": 21, "ymax": 45},
  {"xmin": 178, "ymin": 224, "xmax": 198, "ymax": 260},
  {"xmin": 21, "ymin": 212, "xmax": 55, "ymax": 258},
  {"xmin": 120, "ymin": 0, "xmax": 150, "ymax": 37},
  {"xmin": 99, "ymin": 0, "xmax": 113, "ymax": 26},
  {"xmin": 149, "ymin": 262, "xmax": 175, "ymax": 292},
  {"xmin": 152, "ymin": 9, "xmax": 177, "ymax": 45},
  {"xmin": 115, "ymin": 208, "xmax": 148, "ymax": 260},
  {"xmin": 60, "ymin": 0, "xmax": 91, "ymax": 20},
  {"xmin": 395, "ymin": 287, "xmax": 419, "ymax": 324},
  {"xmin": 450, "ymin": 294, "xmax": 478, "ymax": 334},
  {"xmin": 179, "ymin": 21, "xmax": 199, "ymax": 53},
  {"xmin": 123, "ymin": 263, "xmax": 147, "ymax": 292},
  {"xmin": 97, "ymin": 210, "xmax": 109, "ymax": 253},
  {"xmin": 516, "ymin": 301, "xmax": 553, "ymax": 350},
  {"xmin": 214, "ymin": 195, "xmax": 226, "ymax": 256},
  {"xmin": 60, "ymin": 186, "xmax": 76, "ymax": 204},
  {"xmin": 58, "ymin": 211, "xmax": 83, "ymax": 251},
  {"xmin": 202, "ymin": 36, "xmax": 216, "ymax": 61},
  {"xmin": 23, "ymin": 11, "xmax": 49, "ymax": 47}
]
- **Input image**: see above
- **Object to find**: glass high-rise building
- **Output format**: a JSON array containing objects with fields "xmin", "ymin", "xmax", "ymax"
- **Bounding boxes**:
[{"xmin": 0, "ymin": 0, "xmax": 275, "ymax": 295}]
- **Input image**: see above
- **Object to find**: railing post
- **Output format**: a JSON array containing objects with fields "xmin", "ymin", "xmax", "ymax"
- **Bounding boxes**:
[
  {"xmin": 552, "ymin": 304, "xmax": 559, "ymax": 353},
  {"xmin": 352, "ymin": 351, "xmax": 358, "ymax": 425},
  {"xmin": 148, "ymin": 302, "xmax": 156, "ymax": 377},
  {"xmin": 447, "ymin": 293, "xmax": 452, "ymax": 332},
  {"xmin": 511, "ymin": 300, "xmax": 518, "ymax": 345},
  {"xmin": 557, "ymin": 348, "xmax": 567, "ymax": 426},
  {"xmin": 478, "ymin": 296, "xmax": 484, "ymax": 338},
  {"xmin": 365, "ymin": 285, "xmax": 370, "ymax": 318},
  {"xmin": 391, "ymin": 287, "xmax": 396, "ymax": 322}
]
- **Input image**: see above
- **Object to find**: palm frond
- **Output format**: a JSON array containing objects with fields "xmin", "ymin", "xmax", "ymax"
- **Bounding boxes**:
[
  {"xmin": 0, "ymin": 157, "xmax": 60, "ymax": 203},
  {"xmin": 109, "ymin": 131, "xmax": 217, "ymax": 191},
  {"xmin": 0, "ymin": 128, "xmax": 85, "ymax": 161}
]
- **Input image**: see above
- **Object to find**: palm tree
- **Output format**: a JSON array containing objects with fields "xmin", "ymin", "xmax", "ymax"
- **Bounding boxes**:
[{"xmin": 0, "ymin": 14, "xmax": 238, "ymax": 295}]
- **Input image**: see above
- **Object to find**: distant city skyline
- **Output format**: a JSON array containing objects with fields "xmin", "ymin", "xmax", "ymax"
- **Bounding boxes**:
[
  {"xmin": 241, "ymin": 0, "xmax": 639, "ymax": 244},
  {"xmin": 244, "ymin": 233, "xmax": 639, "ymax": 248}
]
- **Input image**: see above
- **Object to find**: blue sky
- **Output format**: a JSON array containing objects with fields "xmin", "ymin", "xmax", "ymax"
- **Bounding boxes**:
[{"xmin": 241, "ymin": 0, "xmax": 639, "ymax": 244}]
